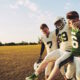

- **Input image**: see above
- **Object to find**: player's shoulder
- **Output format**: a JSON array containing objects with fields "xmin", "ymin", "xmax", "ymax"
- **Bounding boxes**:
[
  {"xmin": 51, "ymin": 29, "xmax": 59, "ymax": 36},
  {"xmin": 62, "ymin": 24, "xmax": 70, "ymax": 31},
  {"xmin": 66, "ymin": 24, "xmax": 72, "ymax": 31},
  {"xmin": 40, "ymin": 34, "xmax": 47, "ymax": 41}
]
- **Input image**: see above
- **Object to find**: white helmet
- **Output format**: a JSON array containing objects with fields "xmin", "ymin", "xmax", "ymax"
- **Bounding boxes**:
[{"xmin": 54, "ymin": 17, "xmax": 66, "ymax": 30}]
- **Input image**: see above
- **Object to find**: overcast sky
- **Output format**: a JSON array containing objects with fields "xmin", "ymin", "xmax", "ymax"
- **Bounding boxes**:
[{"xmin": 0, "ymin": 0, "xmax": 80, "ymax": 43}]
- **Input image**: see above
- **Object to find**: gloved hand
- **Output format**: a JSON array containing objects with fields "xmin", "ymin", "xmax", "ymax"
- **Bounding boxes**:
[{"xmin": 37, "ymin": 57, "xmax": 43, "ymax": 63}]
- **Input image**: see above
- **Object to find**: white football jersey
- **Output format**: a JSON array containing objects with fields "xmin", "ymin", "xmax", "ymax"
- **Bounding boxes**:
[
  {"xmin": 58, "ymin": 24, "xmax": 72, "ymax": 51},
  {"xmin": 41, "ymin": 31, "xmax": 58, "ymax": 53}
]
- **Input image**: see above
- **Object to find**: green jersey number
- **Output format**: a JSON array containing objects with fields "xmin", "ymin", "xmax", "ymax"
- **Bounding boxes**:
[
  {"xmin": 71, "ymin": 32, "xmax": 78, "ymax": 48},
  {"xmin": 47, "ymin": 41, "xmax": 52, "ymax": 48}
]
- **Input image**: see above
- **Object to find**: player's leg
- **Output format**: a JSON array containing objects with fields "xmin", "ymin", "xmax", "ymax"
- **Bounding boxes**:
[
  {"xmin": 45, "ymin": 62, "xmax": 54, "ymax": 80},
  {"xmin": 45, "ymin": 51, "xmax": 67, "ymax": 80},
  {"xmin": 35, "ymin": 49, "xmax": 61, "ymax": 76},
  {"xmin": 47, "ymin": 51, "xmax": 73, "ymax": 80},
  {"xmin": 60, "ymin": 66, "xmax": 68, "ymax": 80},
  {"xmin": 65, "ymin": 62, "xmax": 75, "ymax": 80},
  {"xmin": 25, "ymin": 49, "xmax": 60, "ymax": 80},
  {"xmin": 74, "ymin": 57, "xmax": 80, "ymax": 80},
  {"xmin": 59, "ymin": 51, "xmax": 68, "ymax": 80},
  {"xmin": 60, "ymin": 66, "xmax": 66, "ymax": 75}
]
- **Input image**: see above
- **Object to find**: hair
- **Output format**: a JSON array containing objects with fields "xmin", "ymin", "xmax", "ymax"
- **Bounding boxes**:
[
  {"xmin": 40, "ymin": 24, "xmax": 48, "ymax": 30},
  {"xmin": 66, "ymin": 11, "xmax": 79, "ymax": 19}
]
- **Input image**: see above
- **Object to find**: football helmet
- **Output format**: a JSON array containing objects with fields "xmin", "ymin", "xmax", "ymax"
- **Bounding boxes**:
[
  {"xmin": 25, "ymin": 73, "xmax": 37, "ymax": 80},
  {"xmin": 54, "ymin": 17, "xmax": 66, "ymax": 30}
]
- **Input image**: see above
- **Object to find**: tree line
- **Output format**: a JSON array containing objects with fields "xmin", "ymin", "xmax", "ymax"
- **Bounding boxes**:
[{"xmin": 0, "ymin": 41, "xmax": 39, "ymax": 46}]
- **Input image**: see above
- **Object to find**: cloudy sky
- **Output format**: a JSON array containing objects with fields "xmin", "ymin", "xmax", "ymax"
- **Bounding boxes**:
[{"xmin": 0, "ymin": 0, "xmax": 80, "ymax": 43}]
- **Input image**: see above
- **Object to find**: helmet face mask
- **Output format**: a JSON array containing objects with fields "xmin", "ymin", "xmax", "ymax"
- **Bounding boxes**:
[
  {"xmin": 54, "ymin": 17, "xmax": 66, "ymax": 30},
  {"xmin": 55, "ymin": 20, "xmax": 64, "ymax": 30}
]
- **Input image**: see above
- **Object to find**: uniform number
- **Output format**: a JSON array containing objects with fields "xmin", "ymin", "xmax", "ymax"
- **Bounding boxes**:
[
  {"xmin": 47, "ymin": 41, "xmax": 52, "ymax": 48},
  {"xmin": 72, "ymin": 32, "xmax": 78, "ymax": 48},
  {"xmin": 58, "ymin": 32, "xmax": 68, "ymax": 42}
]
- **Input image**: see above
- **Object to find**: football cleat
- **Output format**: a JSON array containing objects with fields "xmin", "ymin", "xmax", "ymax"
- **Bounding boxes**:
[{"xmin": 25, "ymin": 73, "xmax": 37, "ymax": 80}]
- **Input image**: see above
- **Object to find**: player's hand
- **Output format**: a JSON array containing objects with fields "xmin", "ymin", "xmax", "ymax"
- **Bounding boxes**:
[{"xmin": 37, "ymin": 57, "xmax": 43, "ymax": 63}]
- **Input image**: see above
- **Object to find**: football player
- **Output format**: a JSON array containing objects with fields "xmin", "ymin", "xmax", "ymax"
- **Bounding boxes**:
[
  {"xmin": 25, "ymin": 24, "xmax": 66, "ymax": 80},
  {"xmin": 66, "ymin": 11, "xmax": 80, "ymax": 80},
  {"xmin": 25, "ymin": 18, "xmax": 73, "ymax": 80},
  {"xmin": 36, "ymin": 23, "xmax": 59, "ymax": 79},
  {"xmin": 47, "ymin": 17, "xmax": 75, "ymax": 80},
  {"xmin": 47, "ymin": 12, "xmax": 80, "ymax": 80}
]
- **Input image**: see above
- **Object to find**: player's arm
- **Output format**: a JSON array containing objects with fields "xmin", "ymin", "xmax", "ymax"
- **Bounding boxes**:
[
  {"xmin": 37, "ymin": 42, "xmax": 45, "ymax": 63},
  {"xmin": 55, "ymin": 29, "xmax": 60, "ymax": 48},
  {"xmin": 40, "ymin": 42, "xmax": 45, "ymax": 58}
]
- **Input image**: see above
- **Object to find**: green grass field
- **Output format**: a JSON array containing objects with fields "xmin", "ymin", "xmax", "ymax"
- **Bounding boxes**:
[{"xmin": 0, "ymin": 45, "xmax": 64, "ymax": 80}]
